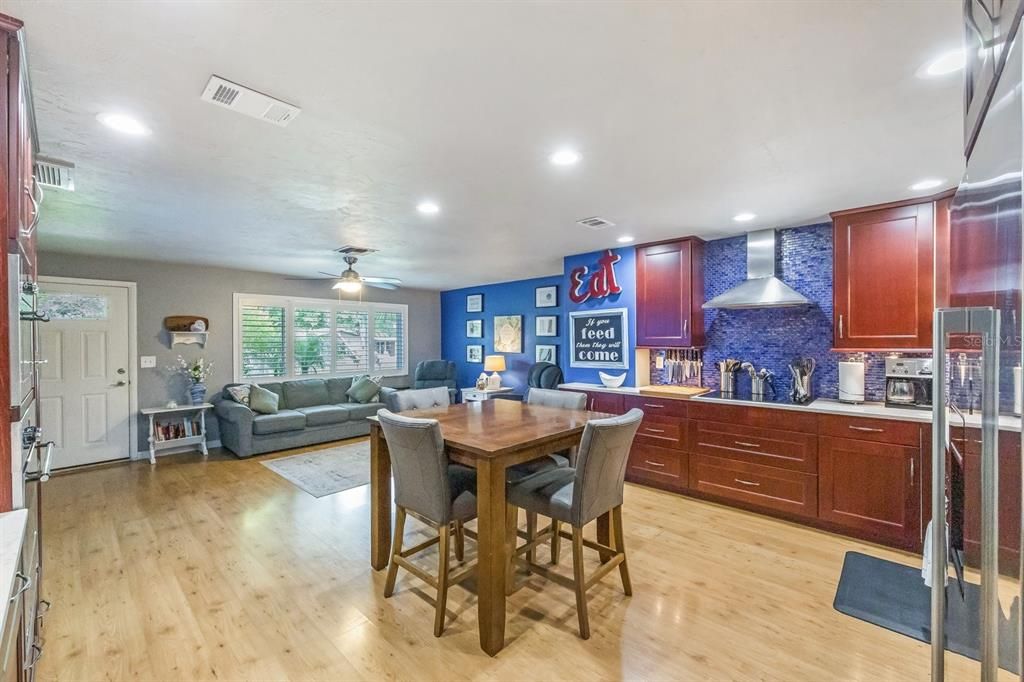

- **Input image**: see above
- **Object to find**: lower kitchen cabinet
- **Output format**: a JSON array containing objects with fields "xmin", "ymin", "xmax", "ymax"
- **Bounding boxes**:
[
  {"xmin": 960, "ymin": 428, "xmax": 1021, "ymax": 571},
  {"xmin": 690, "ymin": 454, "xmax": 818, "ymax": 519},
  {"xmin": 627, "ymin": 441, "xmax": 687, "ymax": 489},
  {"xmin": 818, "ymin": 436, "xmax": 921, "ymax": 549},
  {"xmin": 586, "ymin": 391, "xmax": 624, "ymax": 414}
]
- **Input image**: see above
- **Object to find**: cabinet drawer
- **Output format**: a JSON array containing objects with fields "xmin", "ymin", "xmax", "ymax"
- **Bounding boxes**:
[
  {"xmin": 818, "ymin": 415, "xmax": 922, "ymax": 446},
  {"xmin": 689, "ymin": 401, "xmax": 818, "ymax": 433},
  {"xmin": 690, "ymin": 454, "xmax": 818, "ymax": 519},
  {"xmin": 623, "ymin": 394, "xmax": 687, "ymax": 419},
  {"xmin": 628, "ymin": 442, "xmax": 686, "ymax": 488},
  {"xmin": 690, "ymin": 420, "xmax": 817, "ymax": 473},
  {"xmin": 635, "ymin": 416, "xmax": 685, "ymax": 450}
]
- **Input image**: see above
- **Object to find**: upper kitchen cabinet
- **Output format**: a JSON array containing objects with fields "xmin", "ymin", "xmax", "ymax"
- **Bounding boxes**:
[
  {"xmin": 831, "ymin": 194, "xmax": 947, "ymax": 350},
  {"xmin": 4, "ymin": 15, "xmax": 38, "ymax": 279},
  {"xmin": 635, "ymin": 238, "xmax": 705, "ymax": 347}
]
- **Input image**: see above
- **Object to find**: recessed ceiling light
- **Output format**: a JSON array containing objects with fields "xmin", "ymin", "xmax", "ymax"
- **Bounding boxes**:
[
  {"xmin": 96, "ymin": 112, "xmax": 151, "ymax": 136},
  {"xmin": 549, "ymin": 149, "xmax": 581, "ymax": 166},
  {"xmin": 733, "ymin": 212, "xmax": 756, "ymax": 222},
  {"xmin": 921, "ymin": 48, "xmax": 966, "ymax": 77},
  {"xmin": 416, "ymin": 201, "xmax": 440, "ymax": 215},
  {"xmin": 910, "ymin": 178, "xmax": 945, "ymax": 191},
  {"xmin": 616, "ymin": 235, "xmax": 634, "ymax": 243}
]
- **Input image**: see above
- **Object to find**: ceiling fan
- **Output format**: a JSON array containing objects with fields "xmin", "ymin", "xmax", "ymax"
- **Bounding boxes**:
[{"xmin": 288, "ymin": 255, "xmax": 402, "ymax": 292}]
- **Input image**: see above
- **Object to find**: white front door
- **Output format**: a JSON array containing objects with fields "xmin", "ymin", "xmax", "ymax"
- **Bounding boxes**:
[{"xmin": 37, "ymin": 280, "xmax": 132, "ymax": 468}]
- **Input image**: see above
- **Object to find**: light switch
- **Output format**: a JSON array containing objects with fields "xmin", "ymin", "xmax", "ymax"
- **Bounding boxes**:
[{"xmin": 140, "ymin": 356, "xmax": 156, "ymax": 369}]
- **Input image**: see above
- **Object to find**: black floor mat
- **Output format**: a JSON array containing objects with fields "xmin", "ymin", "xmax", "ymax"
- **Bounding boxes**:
[{"xmin": 833, "ymin": 551, "xmax": 1019, "ymax": 674}]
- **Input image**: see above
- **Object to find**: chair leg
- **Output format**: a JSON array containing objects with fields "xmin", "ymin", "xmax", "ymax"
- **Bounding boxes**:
[
  {"xmin": 571, "ymin": 526, "xmax": 590, "ymax": 640},
  {"xmin": 612, "ymin": 505, "xmax": 632, "ymax": 596},
  {"xmin": 453, "ymin": 520, "xmax": 465, "ymax": 562},
  {"xmin": 505, "ymin": 503, "xmax": 518, "ymax": 595},
  {"xmin": 383, "ymin": 506, "xmax": 407, "ymax": 598},
  {"xmin": 434, "ymin": 524, "xmax": 450, "ymax": 637},
  {"xmin": 526, "ymin": 512, "xmax": 538, "ymax": 564},
  {"xmin": 550, "ymin": 519, "xmax": 561, "ymax": 564}
]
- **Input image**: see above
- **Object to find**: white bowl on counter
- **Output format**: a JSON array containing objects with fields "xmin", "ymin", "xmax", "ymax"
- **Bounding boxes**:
[{"xmin": 599, "ymin": 371, "xmax": 627, "ymax": 388}]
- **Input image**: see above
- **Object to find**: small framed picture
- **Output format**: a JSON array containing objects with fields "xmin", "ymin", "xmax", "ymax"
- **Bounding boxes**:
[
  {"xmin": 467, "ymin": 345, "xmax": 483, "ymax": 363},
  {"xmin": 466, "ymin": 319, "xmax": 483, "ymax": 338},
  {"xmin": 466, "ymin": 294, "xmax": 483, "ymax": 313},
  {"xmin": 536, "ymin": 315, "xmax": 558, "ymax": 337},
  {"xmin": 536, "ymin": 345, "xmax": 557, "ymax": 364},
  {"xmin": 535, "ymin": 285, "xmax": 557, "ymax": 308}
]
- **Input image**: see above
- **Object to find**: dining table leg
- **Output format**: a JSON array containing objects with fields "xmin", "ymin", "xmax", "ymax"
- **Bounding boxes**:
[
  {"xmin": 597, "ymin": 511, "xmax": 611, "ymax": 564},
  {"xmin": 369, "ymin": 423, "xmax": 392, "ymax": 571},
  {"xmin": 476, "ymin": 458, "xmax": 508, "ymax": 656}
]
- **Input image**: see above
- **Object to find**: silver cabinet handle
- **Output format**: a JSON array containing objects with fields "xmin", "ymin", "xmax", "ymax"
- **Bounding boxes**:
[
  {"xmin": 734, "ymin": 440, "xmax": 760, "ymax": 448},
  {"xmin": 644, "ymin": 427, "xmax": 666, "ymax": 434},
  {"xmin": 838, "ymin": 313, "xmax": 844, "ymax": 339},
  {"xmin": 734, "ymin": 478, "xmax": 760, "ymax": 487},
  {"xmin": 642, "ymin": 403, "xmax": 664, "ymax": 408},
  {"xmin": 643, "ymin": 460, "xmax": 665, "ymax": 468},
  {"xmin": 909, "ymin": 457, "xmax": 915, "ymax": 482},
  {"xmin": 849, "ymin": 425, "xmax": 884, "ymax": 433},
  {"xmin": 10, "ymin": 571, "xmax": 31, "ymax": 601},
  {"xmin": 683, "ymin": 319, "xmax": 688, "ymax": 337}
]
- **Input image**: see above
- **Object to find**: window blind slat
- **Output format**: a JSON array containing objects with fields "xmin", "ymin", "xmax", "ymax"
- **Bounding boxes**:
[{"xmin": 240, "ymin": 304, "xmax": 286, "ymax": 378}]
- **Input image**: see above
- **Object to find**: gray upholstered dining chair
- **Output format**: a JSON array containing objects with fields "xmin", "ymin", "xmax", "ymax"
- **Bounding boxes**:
[
  {"xmin": 506, "ymin": 388, "xmax": 587, "ymax": 564},
  {"xmin": 505, "ymin": 408, "xmax": 643, "ymax": 639},
  {"xmin": 377, "ymin": 409, "xmax": 477, "ymax": 637},
  {"xmin": 382, "ymin": 386, "xmax": 451, "ymax": 413}
]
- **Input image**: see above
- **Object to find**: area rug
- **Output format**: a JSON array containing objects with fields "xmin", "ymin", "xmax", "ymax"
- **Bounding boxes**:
[
  {"xmin": 833, "ymin": 551, "xmax": 1019, "ymax": 673},
  {"xmin": 261, "ymin": 441, "xmax": 370, "ymax": 498}
]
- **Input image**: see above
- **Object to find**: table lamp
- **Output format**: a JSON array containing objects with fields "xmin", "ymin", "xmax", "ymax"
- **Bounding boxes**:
[{"xmin": 484, "ymin": 355, "xmax": 506, "ymax": 390}]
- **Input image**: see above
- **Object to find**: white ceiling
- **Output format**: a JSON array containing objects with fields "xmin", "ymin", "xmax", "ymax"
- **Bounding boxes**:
[{"xmin": 4, "ymin": 0, "xmax": 964, "ymax": 290}]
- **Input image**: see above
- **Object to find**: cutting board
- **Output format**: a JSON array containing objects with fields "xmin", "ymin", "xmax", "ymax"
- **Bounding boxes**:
[{"xmin": 637, "ymin": 385, "xmax": 710, "ymax": 398}]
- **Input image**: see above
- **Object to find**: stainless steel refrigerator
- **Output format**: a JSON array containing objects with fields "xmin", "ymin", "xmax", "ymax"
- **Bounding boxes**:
[{"xmin": 932, "ymin": 2, "xmax": 1024, "ymax": 679}]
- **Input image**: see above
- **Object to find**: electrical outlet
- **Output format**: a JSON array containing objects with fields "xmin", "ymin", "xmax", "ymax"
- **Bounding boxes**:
[{"xmin": 140, "ymin": 356, "xmax": 156, "ymax": 369}]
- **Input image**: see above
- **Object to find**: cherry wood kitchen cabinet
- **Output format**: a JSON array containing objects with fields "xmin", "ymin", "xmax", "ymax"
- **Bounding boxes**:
[
  {"xmin": 635, "ymin": 238, "xmax": 705, "ymax": 348},
  {"xmin": 831, "ymin": 194, "xmax": 948, "ymax": 351},
  {"xmin": 623, "ymin": 395, "xmax": 688, "ymax": 490},
  {"xmin": 818, "ymin": 434, "xmax": 922, "ymax": 550},
  {"xmin": 583, "ymin": 390, "xmax": 624, "ymax": 415},
  {"xmin": 959, "ymin": 428, "xmax": 1021, "ymax": 572}
]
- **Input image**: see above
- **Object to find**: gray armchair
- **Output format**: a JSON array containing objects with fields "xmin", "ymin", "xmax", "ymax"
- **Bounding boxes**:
[
  {"xmin": 414, "ymin": 360, "xmax": 458, "ymax": 403},
  {"xmin": 493, "ymin": 362, "xmax": 564, "ymax": 402}
]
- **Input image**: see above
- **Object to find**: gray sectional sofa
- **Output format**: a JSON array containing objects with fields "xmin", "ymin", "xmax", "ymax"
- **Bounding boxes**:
[{"xmin": 213, "ymin": 377, "xmax": 391, "ymax": 458}]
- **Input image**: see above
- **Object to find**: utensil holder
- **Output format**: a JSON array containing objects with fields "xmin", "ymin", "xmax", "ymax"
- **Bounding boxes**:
[
  {"xmin": 751, "ymin": 376, "xmax": 766, "ymax": 398},
  {"xmin": 720, "ymin": 370, "xmax": 736, "ymax": 394}
]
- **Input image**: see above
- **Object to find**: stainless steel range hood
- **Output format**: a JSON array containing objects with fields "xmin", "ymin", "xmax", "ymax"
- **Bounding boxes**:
[{"xmin": 702, "ymin": 229, "xmax": 811, "ymax": 309}]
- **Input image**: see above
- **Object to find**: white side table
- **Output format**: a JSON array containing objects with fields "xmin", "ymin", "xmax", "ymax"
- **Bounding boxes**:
[
  {"xmin": 140, "ymin": 403, "xmax": 214, "ymax": 464},
  {"xmin": 461, "ymin": 386, "xmax": 515, "ymax": 402}
]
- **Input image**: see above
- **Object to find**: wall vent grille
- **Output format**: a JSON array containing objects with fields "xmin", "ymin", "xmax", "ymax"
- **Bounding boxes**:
[{"xmin": 34, "ymin": 157, "xmax": 75, "ymax": 191}]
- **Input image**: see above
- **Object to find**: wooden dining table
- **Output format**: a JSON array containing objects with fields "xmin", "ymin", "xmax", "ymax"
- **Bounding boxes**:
[{"xmin": 367, "ymin": 399, "xmax": 612, "ymax": 656}]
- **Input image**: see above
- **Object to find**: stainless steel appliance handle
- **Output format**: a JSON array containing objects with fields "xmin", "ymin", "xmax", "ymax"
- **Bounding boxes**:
[{"xmin": 38, "ymin": 441, "xmax": 54, "ymax": 482}]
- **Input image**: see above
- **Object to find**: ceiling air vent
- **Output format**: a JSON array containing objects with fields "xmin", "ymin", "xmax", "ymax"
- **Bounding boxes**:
[
  {"xmin": 334, "ymin": 246, "xmax": 379, "ymax": 256},
  {"xmin": 34, "ymin": 157, "xmax": 75, "ymax": 191},
  {"xmin": 200, "ymin": 75, "xmax": 301, "ymax": 128},
  {"xmin": 576, "ymin": 216, "xmax": 615, "ymax": 230}
]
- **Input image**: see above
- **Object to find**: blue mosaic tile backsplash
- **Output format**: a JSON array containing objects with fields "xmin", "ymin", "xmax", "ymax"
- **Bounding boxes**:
[{"xmin": 649, "ymin": 223, "xmax": 930, "ymax": 402}]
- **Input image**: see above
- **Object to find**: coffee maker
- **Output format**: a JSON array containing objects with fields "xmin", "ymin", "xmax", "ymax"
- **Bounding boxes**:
[{"xmin": 884, "ymin": 357, "xmax": 933, "ymax": 409}]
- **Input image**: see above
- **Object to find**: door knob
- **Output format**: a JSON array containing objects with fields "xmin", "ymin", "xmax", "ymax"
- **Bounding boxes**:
[{"xmin": 114, "ymin": 380, "xmax": 127, "ymax": 387}]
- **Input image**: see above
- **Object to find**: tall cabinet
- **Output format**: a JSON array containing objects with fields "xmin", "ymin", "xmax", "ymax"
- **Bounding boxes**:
[{"xmin": 1, "ymin": 12, "xmax": 45, "ymax": 682}]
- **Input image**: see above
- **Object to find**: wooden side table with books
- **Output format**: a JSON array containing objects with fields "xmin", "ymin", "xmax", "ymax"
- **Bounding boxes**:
[{"xmin": 140, "ymin": 403, "xmax": 213, "ymax": 464}]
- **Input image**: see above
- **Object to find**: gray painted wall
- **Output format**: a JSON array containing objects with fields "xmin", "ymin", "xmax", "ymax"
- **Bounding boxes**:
[{"xmin": 38, "ymin": 252, "xmax": 441, "ymax": 454}]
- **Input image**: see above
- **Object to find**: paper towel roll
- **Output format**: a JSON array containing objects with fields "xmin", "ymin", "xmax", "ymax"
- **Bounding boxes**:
[{"xmin": 839, "ymin": 361, "xmax": 865, "ymax": 403}]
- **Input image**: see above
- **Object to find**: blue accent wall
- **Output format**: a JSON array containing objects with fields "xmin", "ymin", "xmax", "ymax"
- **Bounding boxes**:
[
  {"xmin": 561, "ymin": 247, "xmax": 638, "ymax": 386},
  {"xmin": 440, "ymin": 274, "xmax": 563, "ymax": 395}
]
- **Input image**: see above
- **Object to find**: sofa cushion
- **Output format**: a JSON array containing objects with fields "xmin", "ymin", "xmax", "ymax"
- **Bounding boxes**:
[
  {"xmin": 327, "ymin": 377, "xmax": 354, "ymax": 404},
  {"xmin": 252, "ymin": 409, "xmax": 306, "ymax": 435},
  {"xmin": 250, "ymin": 385, "xmax": 280, "ymax": 414},
  {"xmin": 282, "ymin": 379, "xmax": 330, "ymax": 409},
  {"xmin": 296, "ymin": 405, "xmax": 351, "ymax": 427},
  {"xmin": 225, "ymin": 384, "xmax": 251, "ymax": 405},
  {"xmin": 337, "ymin": 402, "xmax": 385, "ymax": 421},
  {"xmin": 347, "ymin": 375, "xmax": 383, "ymax": 403}
]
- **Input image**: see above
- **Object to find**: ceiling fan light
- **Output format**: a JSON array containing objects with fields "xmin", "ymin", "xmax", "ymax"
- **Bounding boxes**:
[{"xmin": 333, "ymin": 280, "xmax": 362, "ymax": 292}]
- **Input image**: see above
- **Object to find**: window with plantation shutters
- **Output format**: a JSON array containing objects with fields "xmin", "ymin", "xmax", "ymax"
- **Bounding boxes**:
[
  {"xmin": 234, "ymin": 294, "xmax": 407, "ymax": 382},
  {"xmin": 240, "ymin": 304, "xmax": 287, "ymax": 379},
  {"xmin": 335, "ymin": 309, "xmax": 370, "ymax": 374}
]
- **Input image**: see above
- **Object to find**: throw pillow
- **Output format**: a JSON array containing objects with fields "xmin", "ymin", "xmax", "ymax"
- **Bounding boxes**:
[
  {"xmin": 249, "ymin": 384, "xmax": 279, "ymax": 414},
  {"xmin": 347, "ymin": 375, "xmax": 382, "ymax": 404},
  {"xmin": 225, "ymin": 384, "xmax": 251, "ymax": 406}
]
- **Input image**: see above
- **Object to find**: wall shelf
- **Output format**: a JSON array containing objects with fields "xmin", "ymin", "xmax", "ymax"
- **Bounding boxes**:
[{"xmin": 169, "ymin": 331, "xmax": 209, "ymax": 347}]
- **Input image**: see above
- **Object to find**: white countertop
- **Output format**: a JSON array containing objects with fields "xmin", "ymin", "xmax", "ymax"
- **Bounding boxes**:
[
  {"xmin": 559, "ymin": 382, "xmax": 1023, "ymax": 432},
  {"xmin": 0, "ymin": 509, "xmax": 28, "ymax": 628}
]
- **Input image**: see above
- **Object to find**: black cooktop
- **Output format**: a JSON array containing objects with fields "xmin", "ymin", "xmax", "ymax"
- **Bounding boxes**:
[{"xmin": 701, "ymin": 390, "xmax": 816, "ymax": 407}]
